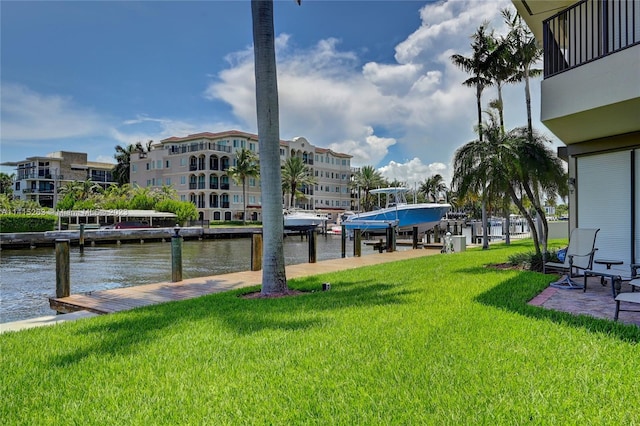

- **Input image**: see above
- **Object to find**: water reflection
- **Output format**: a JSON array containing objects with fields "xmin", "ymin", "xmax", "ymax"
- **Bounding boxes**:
[{"xmin": 0, "ymin": 235, "xmax": 374, "ymax": 323}]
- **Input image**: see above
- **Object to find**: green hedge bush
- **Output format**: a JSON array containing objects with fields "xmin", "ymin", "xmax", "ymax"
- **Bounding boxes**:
[{"xmin": 0, "ymin": 214, "xmax": 57, "ymax": 233}]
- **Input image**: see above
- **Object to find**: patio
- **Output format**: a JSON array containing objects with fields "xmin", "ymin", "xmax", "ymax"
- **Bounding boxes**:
[{"xmin": 529, "ymin": 275, "xmax": 640, "ymax": 327}]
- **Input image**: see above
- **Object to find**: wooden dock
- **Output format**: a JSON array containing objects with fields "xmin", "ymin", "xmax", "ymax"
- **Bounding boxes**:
[{"xmin": 50, "ymin": 248, "xmax": 441, "ymax": 315}]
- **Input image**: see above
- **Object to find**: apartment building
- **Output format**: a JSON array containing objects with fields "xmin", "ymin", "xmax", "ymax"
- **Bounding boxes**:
[
  {"xmin": 512, "ymin": 0, "xmax": 639, "ymax": 266},
  {"xmin": 1, "ymin": 151, "xmax": 115, "ymax": 208},
  {"xmin": 130, "ymin": 130, "xmax": 353, "ymax": 222}
]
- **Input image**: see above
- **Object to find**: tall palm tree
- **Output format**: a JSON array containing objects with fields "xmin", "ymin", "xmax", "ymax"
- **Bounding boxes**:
[
  {"xmin": 351, "ymin": 165, "xmax": 384, "ymax": 211},
  {"xmin": 227, "ymin": 148, "xmax": 260, "ymax": 223},
  {"xmin": 451, "ymin": 112, "xmax": 516, "ymax": 250},
  {"xmin": 503, "ymin": 8, "xmax": 543, "ymax": 143},
  {"xmin": 451, "ymin": 23, "xmax": 496, "ymax": 249},
  {"xmin": 0, "ymin": 172, "xmax": 15, "ymax": 196},
  {"xmin": 252, "ymin": 0, "xmax": 297, "ymax": 295},
  {"xmin": 281, "ymin": 156, "xmax": 315, "ymax": 209},
  {"xmin": 112, "ymin": 144, "xmax": 137, "ymax": 185},
  {"xmin": 419, "ymin": 174, "xmax": 447, "ymax": 203},
  {"xmin": 508, "ymin": 126, "xmax": 568, "ymax": 255}
]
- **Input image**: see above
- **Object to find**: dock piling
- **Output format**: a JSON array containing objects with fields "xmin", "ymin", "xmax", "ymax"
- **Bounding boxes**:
[
  {"xmin": 308, "ymin": 229, "xmax": 317, "ymax": 263},
  {"xmin": 341, "ymin": 225, "xmax": 346, "ymax": 258},
  {"xmin": 55, "ymin": 239, "xmax": 70, "ymax": 301},
  {"xmin": 171, "ymin": 225, "xmax": 183, "ymax": 282},
  {"xmin": 251, "ymin": 232, "xmax": 262, "ymax": 271},
  {"xmin": 353, "ymin": 229, "xmax": 362, "ymax": 257}
]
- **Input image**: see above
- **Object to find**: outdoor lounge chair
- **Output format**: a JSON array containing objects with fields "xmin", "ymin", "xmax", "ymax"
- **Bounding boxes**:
[{"xmin": 544, "ymin": 228, "xmax": 599, "ymax": 289}]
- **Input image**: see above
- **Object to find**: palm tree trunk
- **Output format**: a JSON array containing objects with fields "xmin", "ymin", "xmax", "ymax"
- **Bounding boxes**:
[
  {"xmin": 242, "ymin": 177, "xmax": 247, "ymax": 224},
  {"xmin": 476, "ymin": 88, "xmax": 484, "ymax": 142},
  {"xmin": 508, "ymin": 186, "xmax": 541, "ymax": 256},
  {"xmin": 252, "ymin": 0, "xmax": 287, "ymax": 294},
  {"xmin": 524, "ymin": 68, "xmax": 533, "ymax": 143},
  {"xmin": 481, "ymin": 199, "xmax": 489, "ymax": 250}
]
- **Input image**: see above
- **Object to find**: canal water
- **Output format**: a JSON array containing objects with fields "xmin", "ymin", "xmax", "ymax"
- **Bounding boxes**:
[{"xmin": 0, "ymin": 235, "xmax": 385, "ymax": 323}]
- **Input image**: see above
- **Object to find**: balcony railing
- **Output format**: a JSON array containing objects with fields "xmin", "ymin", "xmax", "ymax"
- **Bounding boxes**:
[
  {"xmin": 167, "ymin": 142, "xmax": 232, "ymax": 155},
  {"xmin": 544, "ymin": 0, "xmax": 639, "ymax": 77}
]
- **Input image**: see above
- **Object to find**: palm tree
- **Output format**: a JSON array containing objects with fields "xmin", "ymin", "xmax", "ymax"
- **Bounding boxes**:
[
  {"xmin": 351, "ymin": 165, "xmax": 384, "ymax": 211},
  {"xmin": 0, "ymin": 173, "xmax": 14, "ymax": 196},
  {"xmin": 451, "ymin": 23, "xmax": 496, "ymax": 249},
  {"xmin": 451, "ymin": 112, "xmax": 516, "ymax": 250},
  {"xmin": 503, "ymin": 8, "xmax": 543, "ymax": 143},
  {"xmin": 112, "ymin": 144, "xmax": 137, "ymax": 185},
  {"xmin": 227, "ymin": 148, "xmax": 260, "ymax": 223},
  {"xmin": 419, "ymin": 174, "xmax": 447, "ymax": 203},
  {"xmin": 252, "ymin": 0, "xmax": 299, "ymax": 295},
  {"xmin": 508, "ymin": 126, "xmax": 568, "ymax": 255},
  {"xmin": 281, "ymin": 156, "xmax": 315, "ymax": 209}
]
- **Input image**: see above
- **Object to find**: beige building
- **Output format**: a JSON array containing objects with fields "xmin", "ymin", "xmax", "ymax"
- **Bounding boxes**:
[
  {"xmin": 512, "ymin": 0, "xmax": 639, "ymax": 266},
  {"xmin": 1, "ymin": 151, "xmax": 115, "ymax": 208},
  {"xmin": 130, "ymin": 130, "xmax": 353, "ymax": 222}
]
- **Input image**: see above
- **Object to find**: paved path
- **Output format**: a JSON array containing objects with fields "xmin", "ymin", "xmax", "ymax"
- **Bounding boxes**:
[{"xmin": 2, "ymin": 248, "xmax": 440, "ymax": 333}]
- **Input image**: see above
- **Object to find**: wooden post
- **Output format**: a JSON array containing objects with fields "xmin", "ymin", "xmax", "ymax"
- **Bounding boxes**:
[
  {"xmin": 341, "ymin": 225, "xmax": 346, "ymax": 258},
  {"xmin": 386, "ymin": 224, "xmax": 395, "ymax": 253},
  {"xmin": 251, "ymin": 232, "xmax": 263, "ymax": 271},
  {"xmin": 79, "ymin": 223, "xmax": 85, "ymax": 252},
  {"xmin": 412, "ymin": 226, "xmax": 418, "ymax": 249},
  {"xmin": 171, "ymin": 226, "xmax": 183, "ymax": 282},
  {"xmin": 308, "ymin": 229, "xmax": 317, "ymax": 263},
  {"xmin": 353, "ymin": 229, "xmax": 362, "ymax": 257},
  {"xmin": 55, "ymin": 239, "xmax": 70, "ymax": 299}
]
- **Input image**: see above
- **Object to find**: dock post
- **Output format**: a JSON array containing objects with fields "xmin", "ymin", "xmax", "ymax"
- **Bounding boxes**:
[
  {"xmin": 251, "ymin": 232, "xmax": 263, "ymax": 271},
  {"xmin": 55, "ymin": 239, "xmax": 70, "ymax": 299},
  {"xmin": 341, "ymin": 225, "xmax": 346, "ymax": 258},
  {"xmin": 308, "ymin": 229, "xmax": 317, "ymax": 263},
  {"xmin": 386, "ymin": 224, "xmax": 395, "ymax": 253},
  {"xmin": 353, "ymin": 229, "xmax": 362, "ymax": 257},
  {"xmin": 171, "ymin": 225, "xmax": 183, "ymax": 282},
  {"xmin": 412, "ymin": 226, "xmax": 418, "ymax": 249},
  {"xmin": 79, "ymin": 223, "xmax": 85, "ymax": 252}
]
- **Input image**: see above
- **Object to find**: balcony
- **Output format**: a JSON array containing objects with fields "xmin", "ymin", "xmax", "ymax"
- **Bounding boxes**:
[
  {"xmin": 540, "ymin": 0, "xmax": 640, "ymax": 143},
  {"xmin": 543, "ymin": 0, "xmax": 639, "ymax": 77}
]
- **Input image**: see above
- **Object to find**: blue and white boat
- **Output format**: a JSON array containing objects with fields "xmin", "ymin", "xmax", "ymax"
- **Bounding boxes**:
[{"xmin": 344, "ymin": 187, "xmax": 450, "ymax": 233}]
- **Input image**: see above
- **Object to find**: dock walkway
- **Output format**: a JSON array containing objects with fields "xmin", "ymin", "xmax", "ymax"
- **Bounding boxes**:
[{"xmin": 50, "ymin": 249, "xmax": 440, "ymax": 315}]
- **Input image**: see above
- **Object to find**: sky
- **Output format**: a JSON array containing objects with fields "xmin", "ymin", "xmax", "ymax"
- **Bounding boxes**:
[{"xmin": 0, "ymin": 0, "xmax": 560, "ymax": 186}]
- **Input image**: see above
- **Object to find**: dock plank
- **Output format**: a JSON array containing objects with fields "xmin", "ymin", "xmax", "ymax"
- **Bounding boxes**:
[{"xmin": 49, "ymin": 249, "xmax": 440, "ymax": 315}]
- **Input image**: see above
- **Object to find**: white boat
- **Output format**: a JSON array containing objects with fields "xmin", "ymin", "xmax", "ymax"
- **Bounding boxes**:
[
  {"xmin": 283, "ymin": 210, "xmax": 328, "ymax": 231},
  {"xmin": 344, "ymin": 187, "xmax": 450, "ymax": 232}
]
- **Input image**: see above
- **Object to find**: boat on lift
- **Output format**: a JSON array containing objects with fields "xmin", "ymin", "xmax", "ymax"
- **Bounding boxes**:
[
  {"xmin": 343, "ymin": 187, "xmax": 450, "ymax": 233},
  {"xmin": 283, "ymin": 209, "xmax": 328, "ymax": 231}
]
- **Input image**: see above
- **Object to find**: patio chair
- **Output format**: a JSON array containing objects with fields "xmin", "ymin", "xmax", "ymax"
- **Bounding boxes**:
[{"xmin": 544, "ymin": 228, "xmax": 599, "ymax": 289}]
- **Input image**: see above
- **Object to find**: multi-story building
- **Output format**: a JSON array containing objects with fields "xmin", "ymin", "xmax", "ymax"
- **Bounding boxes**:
[
  {"xmin": 512, "ymin": 0, "xmax": 639, "ymax": 266},
  {"xmin": 130, "ymin": 130, "xmax": 353, "ymax": 222},
  {"xmin": 1, "ymin": 151, "xmax": 115, "ymax": 208}
]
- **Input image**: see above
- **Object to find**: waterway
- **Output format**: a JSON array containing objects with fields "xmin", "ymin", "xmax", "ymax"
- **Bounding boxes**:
[{"xmin": 0, "ymin": 235, "xmax": 386, "ymax": 323}]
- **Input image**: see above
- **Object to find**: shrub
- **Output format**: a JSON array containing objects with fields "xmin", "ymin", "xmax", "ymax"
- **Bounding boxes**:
[
  {"xmin": 0, "ymin": 214, "xmax": 57, "ymax": 233},
  {"xmin": 155, "ymin": 199, "xmax": 198, "ymax": 225},
  {"xmin": 507, "ymin": 249, "xmax": 562, "ymax": 272}
]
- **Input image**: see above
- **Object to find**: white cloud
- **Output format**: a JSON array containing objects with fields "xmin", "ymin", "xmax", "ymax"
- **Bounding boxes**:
[
  {"xmin": 0, "ymin": 83, "xmax": 107, "ymax": 140},
  {"xmin": 205, "ymin": 0, "xmax": 537, "ymax": 181},
  {"xmin": 378, "ymin": 158, "xmax": 448, "ymax": 188}
]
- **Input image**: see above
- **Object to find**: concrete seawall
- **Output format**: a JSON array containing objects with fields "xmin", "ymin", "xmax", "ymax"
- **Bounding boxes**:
[{"xmin": 0, "ymin": 226, "xmax": 263, "ymax": 249}]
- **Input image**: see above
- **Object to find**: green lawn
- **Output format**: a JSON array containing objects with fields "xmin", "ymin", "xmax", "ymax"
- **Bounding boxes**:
[{"xmin": 2, "ymin": 240, "xmax": 638, "ymax": 424}]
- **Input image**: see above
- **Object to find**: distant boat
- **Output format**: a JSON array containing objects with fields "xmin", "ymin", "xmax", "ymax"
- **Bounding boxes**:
[
  {"xmin": 283, "ymin": 210, "xmax": 327, "ymax": 231},
  {"xmin": 344, "ymin": 187, "xmax": 450, "ymax": 232}
]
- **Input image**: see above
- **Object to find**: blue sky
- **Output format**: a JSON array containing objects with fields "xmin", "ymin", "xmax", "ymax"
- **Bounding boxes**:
[{"xmin": 1, "ymin": 0, "xmax": 558, "ymax": 185}]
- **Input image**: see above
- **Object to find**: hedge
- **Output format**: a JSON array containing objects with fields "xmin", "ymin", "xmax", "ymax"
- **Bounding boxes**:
[{"xmin": 0, "ymin": 214, "xmax": 57, "ymax": 233}]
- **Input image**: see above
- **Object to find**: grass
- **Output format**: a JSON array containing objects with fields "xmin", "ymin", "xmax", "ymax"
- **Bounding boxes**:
[{"xmin": 2, "ymin": 240, "xmax": 639, "ymax": 424}]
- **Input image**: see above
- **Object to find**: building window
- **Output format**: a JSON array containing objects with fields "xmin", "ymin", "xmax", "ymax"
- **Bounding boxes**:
[
  {"xmin": 249, "ymin": 178, "xmax": 256, "ymax": 187},
  {"xmin": 180, "ymin": 195, "xmax": 186, "ymax": 201},
  {"xmin": 180, "ymin": 176, "xmax": 186, "ymax": 185},
  {"xmin": 180, "ymin": 158, "xmax": 187, "ymax": 166},
  {"xmin": 166, "ymin": 160, "xmax": 171, "ymax": 168},
  {"xmin": 249, "ymin": 143, "xmax": 256, "ymax": 151},
  {"xmin": 249, "ymin": 195, "xmax": 256, "ymax": 204},
  {"xmin": 165, "ymin": 178, "xmax": 171, "ymax": 185},
  {"xmin": 146, "ymin": 163, "xmax": 150, "ymax": 170},
  {"xmin": 233, "ymin": 194, "xmax": 241, "ymax": 204},
  {"xmin": 147, "ymin": 179, "xmax": 152, "ymax": 186},
  {"xmin": 132, "ymin": 164, "xmax": 137, "ymax": 172},
  {"xmin": 157, "ymin": 160, "xmax": 162, "ymax": 169}
]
